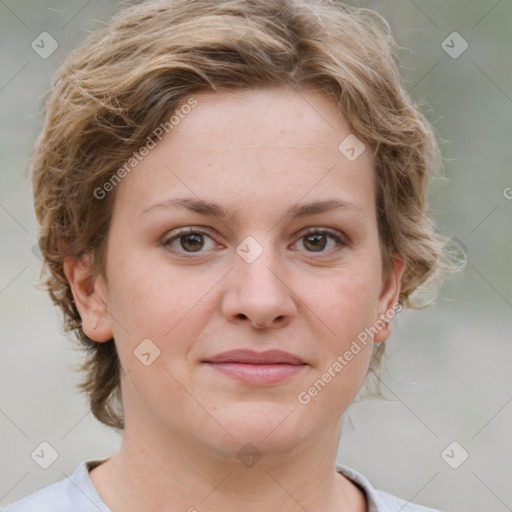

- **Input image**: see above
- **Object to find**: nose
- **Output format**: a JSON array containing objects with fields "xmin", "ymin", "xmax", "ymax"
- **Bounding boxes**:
[{"xmin": 221, "ymin": 246, "xmax": 297, "ymax": 330}]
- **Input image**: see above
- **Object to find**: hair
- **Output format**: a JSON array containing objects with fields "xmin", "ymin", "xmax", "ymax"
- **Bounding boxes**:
[{"xmin": 31, "ymin": 0, "xmax": 458, "ymax": 432}]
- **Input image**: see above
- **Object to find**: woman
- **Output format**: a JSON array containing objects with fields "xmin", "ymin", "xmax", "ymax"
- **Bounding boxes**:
[{"xmin": 4, "ymin": 0, "xmax": 452, "ymax": 510}]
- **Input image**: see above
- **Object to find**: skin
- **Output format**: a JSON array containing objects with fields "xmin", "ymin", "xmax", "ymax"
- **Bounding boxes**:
[{"xmin": 65, "ymin": 86, "xmax": 404, "ymax": 512}]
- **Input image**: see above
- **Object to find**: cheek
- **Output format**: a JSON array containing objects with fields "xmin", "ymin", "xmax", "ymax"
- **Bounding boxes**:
[
  {"xmin": 106, "ymin": 250, "xmax": 217, "ymax": 356},
  {"xmin": 298, "ymin": 263, "xmax": 380, "ymax": 382},
  {"xmin": 298, "ymin": 275, "xmax": 377, "ymax": 414},
  {"xmin": 303, "ymin": 261, "xmax": 381, "ymax": 330}
]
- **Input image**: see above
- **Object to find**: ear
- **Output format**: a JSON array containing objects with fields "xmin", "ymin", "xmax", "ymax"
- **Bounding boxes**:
[
  {"xmin": 374, "ymin": 254, "xmax": 405, "ymax": 343},
  {"xmin": 63, "ymin": 252, "xmax": 113, "ymax": 342}
]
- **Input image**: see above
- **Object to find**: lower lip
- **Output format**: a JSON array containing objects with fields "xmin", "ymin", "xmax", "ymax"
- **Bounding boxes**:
[{"xmin": 205, "ymin": 362, "xmax": 307, "ymax": 384}]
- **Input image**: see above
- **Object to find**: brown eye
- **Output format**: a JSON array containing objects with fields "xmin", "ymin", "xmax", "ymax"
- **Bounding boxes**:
[
  {"xmin": 179, "ymin": 233, "xmax": 204, "ymax": 252},
  {"xmin": 163, "ymin": 228, "xmax": 216, "ymax": 254},
  {"xmin": 302, "ymin": 233, "xmax": 328, "ymax": 252},
  {"xmin": 296, "ymin": 229, "xmax": 347, "ymax": 254}
]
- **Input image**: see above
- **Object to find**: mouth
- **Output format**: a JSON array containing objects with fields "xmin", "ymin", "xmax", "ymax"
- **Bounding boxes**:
[{"xmin": 203, "ymin": 349, "xmax": 308, "ymax": 385}]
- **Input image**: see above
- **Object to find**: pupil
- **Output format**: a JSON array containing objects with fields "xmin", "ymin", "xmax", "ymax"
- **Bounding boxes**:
[
  {"xmin": 181, "ymin": 234, "xmax": 203, "ymax": 252},
  {"xmin": 305, "ymin": 234, "xmax": 326, "ymax": 252}
]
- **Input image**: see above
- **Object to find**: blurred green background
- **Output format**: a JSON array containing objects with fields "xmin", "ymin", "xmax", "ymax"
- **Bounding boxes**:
[{"xmin": 1, "ymin": 1, "xmax": 511, "ymax": 510}]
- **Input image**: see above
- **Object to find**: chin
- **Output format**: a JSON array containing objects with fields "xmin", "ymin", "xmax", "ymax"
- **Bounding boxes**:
[{"xmin": 205, "ymin": 401, "xmax": 310, "ymax": 454}]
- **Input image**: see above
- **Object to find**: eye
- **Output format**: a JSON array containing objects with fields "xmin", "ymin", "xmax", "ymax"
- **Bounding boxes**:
[
  {"xmin": 293, "ymin": 228, "xmax": 347, "ymax": 254},
  {"xmin": 163, "ymin": 227, "xmax": 217, "ymax": 254},
  {"xmin": 162, "ymin": 226, "xmax": 348, "ymax": 257}
]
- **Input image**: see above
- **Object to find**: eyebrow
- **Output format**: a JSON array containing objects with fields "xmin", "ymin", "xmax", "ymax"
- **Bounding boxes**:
[{"xmin": 140, "ymin": 197, "xmax": 367, "ymax": 221}]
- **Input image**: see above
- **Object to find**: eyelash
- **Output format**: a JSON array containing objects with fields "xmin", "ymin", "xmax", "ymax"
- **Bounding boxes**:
[{"xmin": 162, "ymin": 226, "xmax": 348, "ymax": 257}]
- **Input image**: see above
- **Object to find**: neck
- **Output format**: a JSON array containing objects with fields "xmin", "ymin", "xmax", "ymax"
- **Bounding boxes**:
[{"xmin": 89, "ymin": 393, "xmax": 367, "ymax": 511}]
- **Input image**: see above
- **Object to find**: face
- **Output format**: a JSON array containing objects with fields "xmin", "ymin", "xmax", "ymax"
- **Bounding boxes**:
[{"xmin": 69, "ymin": 87, "xmax": 403, "ymax": 460}]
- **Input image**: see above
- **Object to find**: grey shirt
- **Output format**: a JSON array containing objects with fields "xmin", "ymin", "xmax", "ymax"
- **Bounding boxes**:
[{"xmin": 2, "ymin": 459, "xmax": 441, "ymax": 511}]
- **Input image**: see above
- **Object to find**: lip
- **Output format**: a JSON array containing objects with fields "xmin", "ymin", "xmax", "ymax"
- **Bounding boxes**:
[
  {"xmin": 205, "ymin": 349, "xmax": 305, "ymax": 365},
  {"xmin": 203, "ymin": 349, "xmax": 308, "ymax": 385}
]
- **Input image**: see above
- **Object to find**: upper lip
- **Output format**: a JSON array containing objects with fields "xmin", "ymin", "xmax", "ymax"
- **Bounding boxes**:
[{"xmin": 204, "ymin": 349, "xmax": 306, "ymax": 365}]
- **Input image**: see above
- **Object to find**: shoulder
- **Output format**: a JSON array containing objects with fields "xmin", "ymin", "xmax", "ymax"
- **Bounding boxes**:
[
  {"xmin": 1, "ymin": 461, "xmax": 110, "ymax": 512},
  {"xmin": 373, "ymin": 489, "xmax": 442, "ymax": 511},
  {"xmin": 336, "ymin": 463, "xmax": 441, "ymax": 512},
  {"xmin": 2, "ymin": 478, "xmax": 70, "ymax": 512}
]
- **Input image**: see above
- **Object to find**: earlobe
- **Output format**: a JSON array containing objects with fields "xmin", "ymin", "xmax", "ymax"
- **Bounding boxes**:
[
  {"xmin": 63, "ymin": 253, "xmax": 113, "ymax": 342},
  {"xmin": 374, "ymin": 254, "xmax": 405, "ymax": 343}
]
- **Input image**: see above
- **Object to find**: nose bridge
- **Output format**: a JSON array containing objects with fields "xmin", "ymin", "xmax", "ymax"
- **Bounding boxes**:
[
  {"xmin": 222, "ymin": 234, "xmax": 296, "ymax": 328},
  {"xmin": 236, "ymin": 235, "xmax": 285, "ymax": 300}
]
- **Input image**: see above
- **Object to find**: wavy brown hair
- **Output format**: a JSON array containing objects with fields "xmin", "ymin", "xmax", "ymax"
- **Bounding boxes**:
[{"xmin": 32, "ymin": 0, "xmax": 456, "ymax": 432}]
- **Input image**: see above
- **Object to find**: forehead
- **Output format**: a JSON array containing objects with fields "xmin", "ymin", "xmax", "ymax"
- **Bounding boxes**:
[
  {"xmin": 171, "ymin": 86, "xmax": 351, "ymax": 149},
  {"xmin": 113, "ymin": 86, "xmax": 375, "ymax": 223}
]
